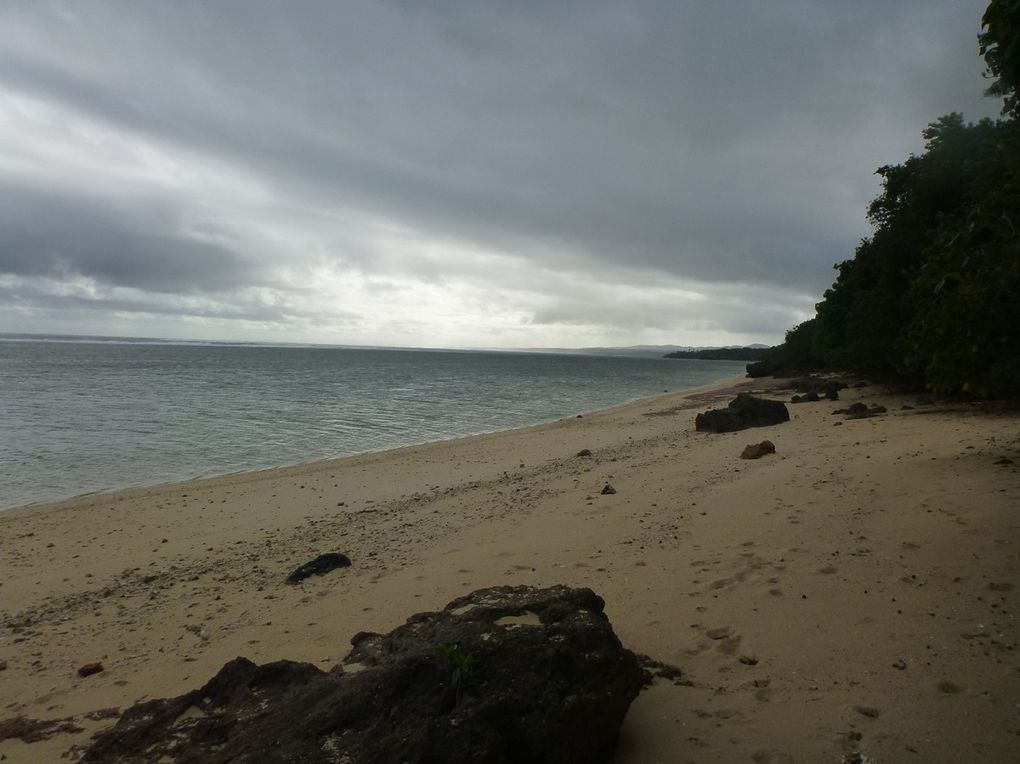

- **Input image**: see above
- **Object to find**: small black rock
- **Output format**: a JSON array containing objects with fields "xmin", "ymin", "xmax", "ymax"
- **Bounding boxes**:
[{"xmin": 285, "ymin": 553, "xmax": 352, "ymax": 585}]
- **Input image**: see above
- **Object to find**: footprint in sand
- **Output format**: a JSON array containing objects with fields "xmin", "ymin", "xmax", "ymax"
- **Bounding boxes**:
[
  {"xmin": 716, "ymin": 635, "xmax": 742, "ymax": 655},
  {"xmin": 705, "ymin": 626, "xmax": 734, "ymax": 640},
  {"xmin": 752, "ymin": 750, "xmax": 793, "ymax": 764}
]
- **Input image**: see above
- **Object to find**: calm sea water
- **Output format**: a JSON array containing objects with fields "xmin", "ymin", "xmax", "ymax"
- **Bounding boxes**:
[{"xmin": 0, "ymin": 338, "xmax": 744, "ymax": 510}]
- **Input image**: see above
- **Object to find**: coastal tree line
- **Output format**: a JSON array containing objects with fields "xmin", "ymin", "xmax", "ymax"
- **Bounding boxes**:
[{"xmin": 762, "ymin": 0, "xmax": 1019, "ymax": 398}]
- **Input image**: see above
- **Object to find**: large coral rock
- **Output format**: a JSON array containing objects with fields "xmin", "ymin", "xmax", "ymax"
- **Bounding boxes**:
[
  {"xmin": 695, "ymin": 393, "xmax": 790, "ymax": 433},
  {"xmin": 82, "ymin": 585, "xmax": 643, "ymax": 764}
]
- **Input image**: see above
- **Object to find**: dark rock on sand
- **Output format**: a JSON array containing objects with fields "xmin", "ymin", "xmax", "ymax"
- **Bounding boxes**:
[
  {"xmin": 782, "ymin": 376, "xmax": 846, "ymax": 398},
  {"xmin": 0, "ymin": 715, "xmax": 83, "ymax": 744},
  {"xmin": 790, "ymin": 391, "xmax": 820, "ymax": 403},
  {"xmin": 285, "ymin": 552, "xmax": 351, "ymax": 584},
  {"xmin": 77, "ymin": 662, "xmax": 104, "ymax": 678},
  {"xmin": 82, "ymin": 585, "xmax": 643, "ymax": 764},
  {"xmin": 601, "ymin": 484, "xmax": 617, "ymax": 495},
  {"xmin": 695, "ymin": 394, "xmax": 789, "ymax": 433},
  {"xmin": 0, "ymin": 708, "xmax": 119, "ymax": 744},
  {"xmin": 636, "ymin": 655, "xmax": 685, "ymax": 685},
  {"xmin": 576, "ymin": 449, "xmax": 593, "ymax": 457},
  {"xmin": 740, "ymin": 440, "xmax": 776, "ymax": 460},
  {"xmin": 745, "ymin": 359, "xmax": 780, "ymax": 378},
  {"xmin": 845, "ymin": 403, "xmax": 888, "ymax": 420}
]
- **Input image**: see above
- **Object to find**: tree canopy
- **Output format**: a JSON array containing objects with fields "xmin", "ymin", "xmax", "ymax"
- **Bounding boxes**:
[
  {"xmin": 981, "ymin": 0, "xmax": 1020, "ymax": 116},
  {"xmin": 760, "ymin": 2, "xmax": 1020, "ymax": 397}
]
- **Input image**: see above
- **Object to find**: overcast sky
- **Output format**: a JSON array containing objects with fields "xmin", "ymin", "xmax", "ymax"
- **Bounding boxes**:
[{"xmin": 0, "ymin": 1, "xmax": 1002, "ymax": 348}]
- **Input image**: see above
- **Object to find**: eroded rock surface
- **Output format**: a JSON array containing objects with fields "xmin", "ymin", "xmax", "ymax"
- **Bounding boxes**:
[{"xmin": 82, "ymin": 585, "xmax": 642, "ymax": 764}]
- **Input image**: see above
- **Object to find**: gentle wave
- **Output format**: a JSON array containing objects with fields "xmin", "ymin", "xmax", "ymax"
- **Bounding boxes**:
[{"xmin": 0, "ymin": 340, "xmax": 744, "ymax": 509}]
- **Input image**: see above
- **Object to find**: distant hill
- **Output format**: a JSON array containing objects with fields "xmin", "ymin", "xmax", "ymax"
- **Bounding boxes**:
[
  {"xmin": 523, "ymin": 344, "xmax": 768, "ymax": 359},
  {"xmin": 663, "ymin": 346, "xmax": 771, "ymax": 361}
]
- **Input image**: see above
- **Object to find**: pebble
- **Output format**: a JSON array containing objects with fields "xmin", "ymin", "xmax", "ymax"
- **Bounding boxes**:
[{"xmin": 77, "ymin": 662, "xmax": 105, "ymax": 678}]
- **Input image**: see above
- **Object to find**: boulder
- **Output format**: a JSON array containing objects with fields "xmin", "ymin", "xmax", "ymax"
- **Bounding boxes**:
[
  {"xmin": 285, "ymin": 552, "xmax": 351, "ymax": 584},
  {"xmin": 745, "ymin": 359, "xmax": 779, "ymax": 378},
  {"xmin": 695, "ymin": 394, "xmax": 790, "ymax": 433},
  {"xmin": 790, "ymin": 392, "xmax": 820, "ymax": 404},
  {"xmin": 740, "ymin": 440, "xmax": 776, "ymax": 460},
  {"xmin": 845, "ymin": 403, "xmax": 887, "ymax": 420},
  {"xmin": 782, "ymin": 376, "xmax": 845, "ymax": 399},
  {"xmin": 82, "ymin": 585, "xmax": 643, "ymax": 764}
]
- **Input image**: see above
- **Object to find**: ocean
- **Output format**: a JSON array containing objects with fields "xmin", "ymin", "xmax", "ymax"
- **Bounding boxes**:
[{"xmin": 0, "ymin": 337, "xmax": 744, "ymax": 510}]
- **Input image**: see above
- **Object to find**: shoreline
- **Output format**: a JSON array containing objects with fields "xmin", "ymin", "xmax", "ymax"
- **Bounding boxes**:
[
  {"xmin": 2, "ymin": 374, "xmax": 1018, "ymax": 762},
  {"xmin": 0, "ymin": 373, "xmax": 747, "ymax": 517},
  {"xmin": 0, "ymin": 371, "xmax": 747, "ymax": 515}
]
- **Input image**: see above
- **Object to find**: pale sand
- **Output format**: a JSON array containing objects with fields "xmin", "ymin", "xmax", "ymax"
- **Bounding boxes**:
[{"xmin": 1, "ymin": 376, "xmax": 1019, "ymax": 763}]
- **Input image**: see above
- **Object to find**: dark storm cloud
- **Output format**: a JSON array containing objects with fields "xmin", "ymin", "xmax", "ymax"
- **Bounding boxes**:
[
  {"xmin": 0, "ymin": 0, "xmax": 1001, "ymax": 343},
  {"xmin": 0, "ymin": 180, "xmax": 262, "ymax": 293}
]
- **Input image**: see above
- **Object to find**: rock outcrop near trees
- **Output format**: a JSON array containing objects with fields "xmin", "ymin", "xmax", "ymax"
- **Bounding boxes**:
[
  {"xmin": 82, "ymin": 585, "xmax": 643, "ymax": 764},
  {"xmin": 695, "ymin": 394, "xmax": 790, "ymax": 433}
]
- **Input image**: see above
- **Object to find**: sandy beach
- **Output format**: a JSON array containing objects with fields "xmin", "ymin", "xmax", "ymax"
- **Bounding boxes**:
[{"xmin": 1, "ymin": 375, "xmax": 1018, "ymax": 762}]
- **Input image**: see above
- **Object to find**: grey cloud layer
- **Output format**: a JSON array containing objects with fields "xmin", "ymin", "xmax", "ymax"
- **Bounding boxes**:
[
  {"xmin": 0, "ymin": 181, "xmax": 263, "ymax": 293},
  {"xmin": 0, "ymin": 0, "xmax": 1000, "ymax": 342}
]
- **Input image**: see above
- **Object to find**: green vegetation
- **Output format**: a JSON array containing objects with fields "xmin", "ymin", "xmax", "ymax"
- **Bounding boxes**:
[
  {"xmin": 762, "ymin": 1, "xmax": 1020, "ymax": 397},
  {"xmin": 980, "ymin": 0, "xmax": 1020, "ymax": 117},
  {"xmin": 435, "ymin": 643, "xmax": 477, "ymax": 705},
  {"xmin": 663, "ymin": 346, "xmax": 769, "ymax": 361}
]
